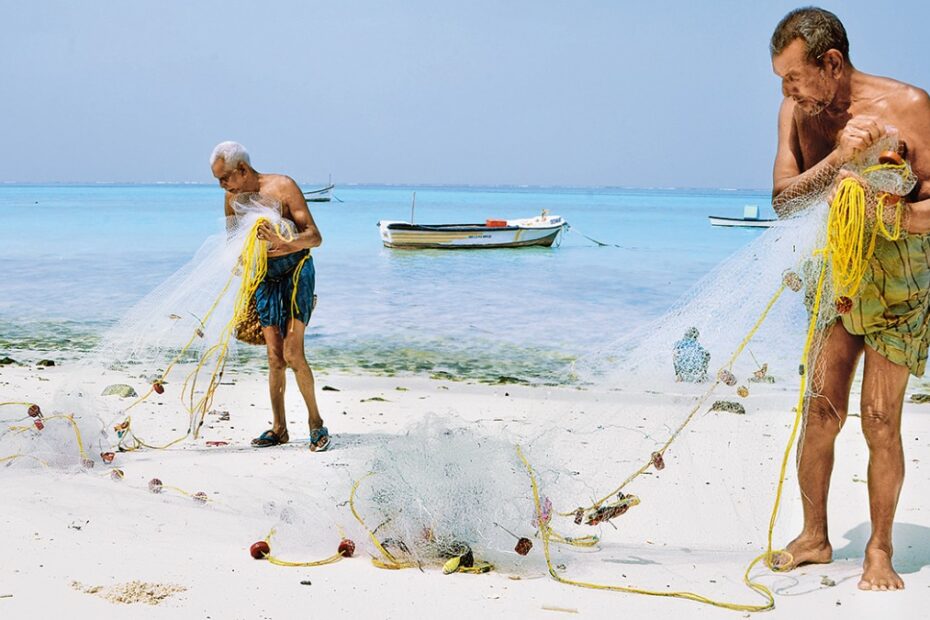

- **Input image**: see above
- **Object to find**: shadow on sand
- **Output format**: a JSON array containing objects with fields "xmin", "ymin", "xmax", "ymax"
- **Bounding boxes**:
[{"xmin": 833, "ymin": 521, "xmax": 930, "ymax": 574}]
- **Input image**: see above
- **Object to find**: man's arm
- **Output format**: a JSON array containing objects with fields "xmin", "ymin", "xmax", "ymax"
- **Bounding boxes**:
[
  {"xmin": 900, "ymin": 89, "xmax": 930, "ymax": 234},
  {"xmin": 772, "ymin": 100, "xmax": 838, "ymax": 218},
  {"xmin": 263, "ymin": 178, "xmax": 322, "ymax": 255},
  {"xmin": 772, "ymin": 102, "xmax": 885, "ymax": 218}
]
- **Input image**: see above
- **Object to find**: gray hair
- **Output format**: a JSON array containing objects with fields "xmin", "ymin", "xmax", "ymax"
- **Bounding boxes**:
[
  {"xmin": 210, "ymin": 141, "xmax": 251, "ymax": 171},
  {"xmin": 770, "ymin": 7, "xmax": 850, "ymax": 65}
]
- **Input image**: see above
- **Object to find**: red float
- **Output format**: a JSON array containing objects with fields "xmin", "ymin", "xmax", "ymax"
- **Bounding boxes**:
[
  {"xmin": 250, "ymin": 541, "xmax": 270, "ymax": 559},
  {"xmin": 338, "ymin": 538, "xmax": 356, "ymax": 557}
]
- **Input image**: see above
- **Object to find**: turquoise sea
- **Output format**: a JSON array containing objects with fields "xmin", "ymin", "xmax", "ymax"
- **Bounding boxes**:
[{"xmin": 0, "ymin": 184, "xmax": 769, "ymax": 383}]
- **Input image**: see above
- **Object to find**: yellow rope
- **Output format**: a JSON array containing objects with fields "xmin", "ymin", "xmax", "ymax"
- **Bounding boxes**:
[
  {"xmin": 826, "ymin": 166, "xmax": 906, "ymax": 302},
  {"xmin": 518, "ymin": 446, "xmax": 775, "ymax": 612},
  {"xmin": 349, "ymin": 473, "xmax": 419, "ymax": 570},
  {"xmin": 119, "ymin": 218, "xmax": 273, "ymax": 451},
  {"xmin": 289, "ymin": 254, "xmax": 311, "ymax": 326},
  {"xmin": 261, "ymin": 528, "xmax": 346, "ymax": 567},
  {"xmin": 558, "ymin": 283, "xmax": 787, "ymax": 517}
]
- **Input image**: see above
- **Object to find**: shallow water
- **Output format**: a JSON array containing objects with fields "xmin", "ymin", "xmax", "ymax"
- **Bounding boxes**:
[{"xmin": 0, "ymin": 184, "xmax": 769, "ymax": 381}]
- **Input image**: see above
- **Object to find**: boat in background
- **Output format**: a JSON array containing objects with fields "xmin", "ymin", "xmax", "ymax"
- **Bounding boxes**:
[
  {"xmin": 709, "ymin": 204, "xmax": 776, "ymax": 228},
  {"xmin": 379, "ymin": 211, "xmax": 567, "ymax": 249},
  {"xmin": 303, "ymin": 183, "xmax": 335, "ymax": 202}
]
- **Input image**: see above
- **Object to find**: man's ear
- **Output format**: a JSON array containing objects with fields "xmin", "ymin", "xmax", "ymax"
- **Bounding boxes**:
[{"xmin": 824, "ymin": 49, "xmax": 844, "ymax": 78}]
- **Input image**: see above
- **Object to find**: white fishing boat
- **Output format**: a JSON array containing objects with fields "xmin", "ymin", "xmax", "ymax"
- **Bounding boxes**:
[
  {"xmin": 378, "ymin": 211, "xmax": 567, "ymax": 249},
  {"xmin": 709, "ymin": 204, "xmax": 776, "ymax": 228},
  {"xmin": 303, "ymin": 183, "xmax": 335, "ymax": 202}
]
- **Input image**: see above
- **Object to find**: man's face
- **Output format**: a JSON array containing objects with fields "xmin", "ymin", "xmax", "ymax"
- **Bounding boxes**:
[
  {"xmin": 211, "ymin": 158, "xmax": 246, "ymax": 192},
  {"xmin": 772, "ymin": 38, "xmax": 836, "ymax": 116}
]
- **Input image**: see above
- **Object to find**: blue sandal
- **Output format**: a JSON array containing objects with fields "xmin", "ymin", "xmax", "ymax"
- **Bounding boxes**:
[
  {"xmin": 251, "ymin": 429, "xmax": 289, "ymax": 448},
  {"xmin": 309, "ymin": 426, "xmax": 330, "ymax": 452}
]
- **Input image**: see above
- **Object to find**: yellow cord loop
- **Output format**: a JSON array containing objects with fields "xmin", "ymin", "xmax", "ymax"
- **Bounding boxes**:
[
  {"xmin": 827, "ymin": 168, "xmax": 906, "ymax": 302},
  {"xmin": 261, "ymin": 528, "xmax": 346, "ymax": 568},
  {"xmin": 349, "ymin": 474, "xmax": 419, "ymax": 570}
]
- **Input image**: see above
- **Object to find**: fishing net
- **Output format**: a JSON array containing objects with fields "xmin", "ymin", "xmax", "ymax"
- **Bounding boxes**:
[
  {"xmin": 1, "ymin": 133, "xmax": 919, "ymax": 613},
  {"xmin": 533, "ymin": 132, "xmax": 918, "ymax": 609},
  {"xmin": 349, "ymin": 416, "xmax": 564, "ymax": 574},
  {"xmin": 1, "ymin": 192, "xmax": 303, "ymax": 465}
]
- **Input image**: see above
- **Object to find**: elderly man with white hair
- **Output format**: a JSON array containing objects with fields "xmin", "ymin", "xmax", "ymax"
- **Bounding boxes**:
[{"xmin": 210, "ymin": 141, "xmax": 329, "ymax": 451}]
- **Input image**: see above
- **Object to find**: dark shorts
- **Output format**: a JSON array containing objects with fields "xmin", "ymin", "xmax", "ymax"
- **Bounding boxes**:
[{"xmin": 254, "ymin": 250, "xmax": 315, "ymax": 338}]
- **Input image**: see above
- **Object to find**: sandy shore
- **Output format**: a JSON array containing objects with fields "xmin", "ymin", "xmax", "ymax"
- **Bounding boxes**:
[{"xmin": 2, "ymin": 362, "xmax": 929, "ymax": 619}]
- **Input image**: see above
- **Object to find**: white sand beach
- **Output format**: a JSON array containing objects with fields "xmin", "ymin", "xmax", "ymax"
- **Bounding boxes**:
[{"xmin": 2, "ymin": 363, "xmax": 928, "ymax": 619}]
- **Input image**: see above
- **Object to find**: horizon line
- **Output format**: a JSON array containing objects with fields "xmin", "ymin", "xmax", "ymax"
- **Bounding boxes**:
[{"xmin": 0, "ymin": 180, "xmax": 772, "ymax": 193}]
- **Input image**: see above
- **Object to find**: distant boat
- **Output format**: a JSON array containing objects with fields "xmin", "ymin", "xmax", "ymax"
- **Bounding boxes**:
[
  {"xmin": 709, "ymin": 204, "xmax": 776, "ymax": 228},
  {"xmin": 303, "ymin": 183, "xmax": 335, "ymax": 203},
  {"xmin": 378, "ymin": 212, "xmax": 567, "ymax": 249}
]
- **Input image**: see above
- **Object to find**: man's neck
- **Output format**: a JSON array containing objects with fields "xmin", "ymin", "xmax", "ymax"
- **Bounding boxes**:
[
  {"xmin": 240, "ymin": 171, "xmax": 262, "ymax": 193},
  {"xmin": 822, "ymin": 69, "xmax": 859, "ymax": 118}
]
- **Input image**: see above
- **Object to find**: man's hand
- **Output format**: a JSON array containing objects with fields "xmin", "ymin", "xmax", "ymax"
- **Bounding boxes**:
[
  {"xmin": 835, "ymin": 116, "xmax": 885, "ymax": 163},
  {"xmin": 256, "ymin": 221, "xmax": 293, "ymax": 256}
]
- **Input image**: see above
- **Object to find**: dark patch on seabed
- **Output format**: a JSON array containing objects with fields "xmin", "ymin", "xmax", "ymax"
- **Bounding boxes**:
[{"xmin": 0, "ymin": 321, "xmax": 578, "ymax": 385}]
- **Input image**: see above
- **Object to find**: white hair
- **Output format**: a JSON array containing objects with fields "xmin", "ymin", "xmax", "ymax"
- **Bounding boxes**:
[{"xmin": 210, "ymin": 141, "xmax": 251, "ymax": 171}]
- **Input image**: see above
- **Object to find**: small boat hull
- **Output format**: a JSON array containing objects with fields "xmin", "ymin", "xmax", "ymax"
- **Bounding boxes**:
[
  {"xmin": 304, "ymin": 183, "xmax": 335, "ymax": 202},
  {"xmin": 379, "ymin": 216, "xmax": 566, "ymax": 249},
  {"xmin": 708, "ymin": 216, "xmax": 776, "ymax": 228}
]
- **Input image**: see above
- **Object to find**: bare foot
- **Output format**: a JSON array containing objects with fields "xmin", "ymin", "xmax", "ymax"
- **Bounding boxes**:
[
  {"xmin": 859, "ymin": 547, "xmax": 904, "ymax": 591},
  {"xmin": 772, "ymin": 533, "xmax": 833, "ymax": 570}
]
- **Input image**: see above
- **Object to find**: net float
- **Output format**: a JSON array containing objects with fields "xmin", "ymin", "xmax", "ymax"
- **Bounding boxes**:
[
  {"xmin": 27, "ymin": 404, "xmax": 42, "ymax": 418},
  {"xmin": 782, "ymin": 271, "xmax": 803, "ymax": 292},
  {"xmin": 192, "ymin": 491, "xmax": 208, "ymax": 504},
  {"xmin": 717, "ymin": 369, "xmax": 737, "ymax": 386},
  {"xmin": 650, "ymin": 451, "xmax": 666, "ymax": 471},
  {"xmin": 835, "ymin": 296, "xmax": 853, "ymax": 315},
  {"xmin": 878, "ymin": 150, "xmax": 905, "ymax": 166},
  {"xmin": 338, "ymin": 538, "xmax": 356, "ymax": 557},
  {"xmin": 152, "ymin": 381, "xmax": 165, "ymax": 395},
  {"xmin": 250, "ymin": 541, "xmax": 270, "ymax": 559},
  {"xmin": 100, "ymin": 452, "xmax": 115, "ymax": 464},
  {"xmin": 515, "ymin": 537, "xmax": 533, "ymax": 556},
  {"xmin": 148, "ymin": 478, "xmax": 163, "ymax": 493},
  {"xmin": 878, "ymin": 191, "xmax": 903, "ymax": 206}
]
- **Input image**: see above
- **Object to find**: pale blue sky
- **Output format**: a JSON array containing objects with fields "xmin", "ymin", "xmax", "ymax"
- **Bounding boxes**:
[{"xmin": 3, "ymin": 1, "xmax": 929, "ymax": 188}]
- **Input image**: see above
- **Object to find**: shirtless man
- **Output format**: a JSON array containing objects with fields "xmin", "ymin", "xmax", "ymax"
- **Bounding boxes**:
[
  {"xmin": 210, "ymin": 141, "xmax": 329, "ymax": 452},
  {"xmin": 770, "ymin": 7, "xmax": 930, "ymax": 591}
]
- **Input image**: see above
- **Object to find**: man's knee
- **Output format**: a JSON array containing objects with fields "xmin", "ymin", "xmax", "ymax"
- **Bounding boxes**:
[
  {"xmin": 806, "ymin": 395, "xmax": 845, "ymax": 435},
  {"xmin": 267, "ymin": 350, "xmax": 287, "ymax": 371},
  {"xmin": 861, "ymin": 405, "xmax": 901, "ymax": 447},
  {"xmin": 282, "ymin": 347, "xmax": 307, "ymax": 369}
]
